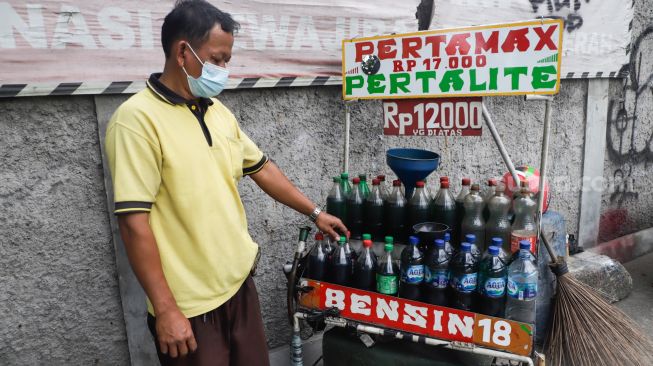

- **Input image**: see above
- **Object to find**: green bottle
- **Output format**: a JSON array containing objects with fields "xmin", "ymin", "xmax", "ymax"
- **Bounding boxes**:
[
  {"xmin": 376, "ymin": 236, "xmax": 399, "ymax": 296},
  {"xmin": 340, "ymin": 172, "xmax": 352, "ymax": 197},
  {"xmin": 358, "ymin": 174, "xmax": 371, "ymax": 199}
]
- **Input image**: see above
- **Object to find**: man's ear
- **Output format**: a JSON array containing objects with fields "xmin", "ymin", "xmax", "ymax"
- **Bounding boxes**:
[{"xmin": 173, "ymin": 40, "xmax": 187, "ymax": 68}]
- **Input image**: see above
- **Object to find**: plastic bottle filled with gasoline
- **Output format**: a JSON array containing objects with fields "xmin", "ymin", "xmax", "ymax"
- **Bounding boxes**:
[
  {"xmin": 353, "ymin": 239, "xmax": 377, "ymax": 291},
  {"xmin": 364, "ymin": 179, "xmax": 385, "ymax": 242},
  {"xmin": 384, "ymin": 180, "xmax": 407, "ymax": 244}
]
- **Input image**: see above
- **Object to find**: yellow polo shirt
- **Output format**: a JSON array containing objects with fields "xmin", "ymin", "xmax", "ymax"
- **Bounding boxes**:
[{"xmin": 105, "ymin": 73, "xmax": 268, "ymax": 317}]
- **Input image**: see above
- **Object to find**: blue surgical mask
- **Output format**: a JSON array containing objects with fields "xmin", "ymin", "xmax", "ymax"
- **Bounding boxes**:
[{"xmin": 182, "ymin": 44, "xmax": 229, "ymax": 98}]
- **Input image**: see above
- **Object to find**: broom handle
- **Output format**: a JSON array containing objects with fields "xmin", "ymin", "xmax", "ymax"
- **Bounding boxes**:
[
  {"xmin": 481, "ymin": 103, "xmax": 522, "ymax": 188},
  {"xmin": 533, "ymin": 98, "xmax": 558, "ymax": 263}
]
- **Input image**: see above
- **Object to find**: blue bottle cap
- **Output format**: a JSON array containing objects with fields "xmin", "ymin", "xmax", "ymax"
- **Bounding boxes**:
[
  {"xmin": 519, "ymin": 240, "xmax": 531, "ymax": 250},
  {"xmin": 444, "ymin": 232, "xmax": 451, "ymax": 241},
  {"xmin": 488, "ymin": 246, "xmax": 500, "ymax": 255},
  {"xmin": 491, "ymin": 237, "xmax": 503, "ymax": 246},
  {"xmin": 465, "ymin": 234, "xmax": 476, "ymax": 243},
  {"xmin": 409, "ymin": 236, "xmax": 419, "ymax": 245},
  {"xmin": 461, "ymin": 242, "xmax": 472, "ymax": 252},
  {"xmin": 435, "ymin": 239, "xmax": 445, "ymax": 248}
]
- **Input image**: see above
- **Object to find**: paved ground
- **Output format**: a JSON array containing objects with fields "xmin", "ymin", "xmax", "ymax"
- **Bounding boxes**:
[{"xmin": 615, "ymin": 252, "xmax": 653, "ymax": 337}]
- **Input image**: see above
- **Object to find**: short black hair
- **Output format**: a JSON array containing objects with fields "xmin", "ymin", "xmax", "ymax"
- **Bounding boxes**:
[{"xmin": 161, "ymin": 0, "xmax": 240, "ymax": 59}]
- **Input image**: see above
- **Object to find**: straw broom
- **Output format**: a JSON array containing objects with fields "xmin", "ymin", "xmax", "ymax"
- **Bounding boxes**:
[
  {"xmin": 542, "ymin": 235, "xmax": 653, "ymax": 366},
  {"xmin": 529, "ymin": 98, "xmax": 653, "ymax": 366}
]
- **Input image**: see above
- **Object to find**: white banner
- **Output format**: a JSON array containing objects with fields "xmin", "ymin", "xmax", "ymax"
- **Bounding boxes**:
[{"xmin": 431, "ymin": 0, "xmax": 633, "ymax": 78}]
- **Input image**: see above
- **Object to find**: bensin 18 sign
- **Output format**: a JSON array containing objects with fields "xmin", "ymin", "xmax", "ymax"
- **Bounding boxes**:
[
  {"xmin": 342, "ymin": 19, "xmax": 563, "ymax": 100},
  {"xmin": 383, "ymin": 97, "xmax": 482, "ymax": 136},
  {"xmin": 299, "ymin": 279, "xmax": 534, "ymax": 356}
]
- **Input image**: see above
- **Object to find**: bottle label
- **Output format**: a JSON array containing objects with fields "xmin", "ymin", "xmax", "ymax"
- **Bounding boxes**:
[
  {"xmin": 401, "ymin": 265, "xmax": 424, "ymax": 284},
  {"xmin": 451, "ymin": 273, "xmax": 477, "ymax": 293},
  {"xmin": 507, "ymin": 278, "xmax": 537, "ymax": 300},
  {"xmin": 424, "ymin": 268, "xmax": 449, "ymax": 289},
  {"xmin": 376, "ymin": 274, "xmax": 398, "ymax": 294},
  {"xmin": 482, "ymin": 277, "xmax": 506, "ymax": 298}
]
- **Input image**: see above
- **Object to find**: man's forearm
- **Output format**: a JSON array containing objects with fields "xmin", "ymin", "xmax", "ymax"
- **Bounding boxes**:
[
  {"xmin": 250, "ymin": 161, "xmax": 316, "ymax": 216},
  {"xmin": 117, "ymin": 213, "xmax": 178, "ymax": 315}
]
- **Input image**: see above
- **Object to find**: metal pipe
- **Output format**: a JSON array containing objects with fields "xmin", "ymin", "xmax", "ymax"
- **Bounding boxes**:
[
  {"xmin": 536, "ymin": 99, "xmax": 553, "ymax": 257},
  {"xmin": 343, "ymin": 103, "xmax": 351, "ymax": 173},
  {"xmin": 482, "ymin": 102, "xmax": 521, "ymax": 186}
]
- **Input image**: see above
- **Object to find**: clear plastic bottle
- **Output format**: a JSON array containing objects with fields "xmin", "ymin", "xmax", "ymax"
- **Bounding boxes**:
[
  {"xmin": 443, "ymin": 232, "xmax": 454, "ymax": 259},
  {"xmin": 346, "ymin": 178, "xmax": 364, "ymax": 240},
  {"xmin": 455, "ymin": 178, "xmax": 472, "ymax": 246},
  {"xmin": 307, "ymin": 232, "xmax": 328, "ymax": 281},
  {"xmin": 376, "ymin": 174, "xmax": 390, "ymax": 200},
  {"xmin": 506, "ymin": 240, "xmax": 538, "ymax": 324},
  {"xmin": 407, "ymin": 181, "xmax": 431, "ymax": 235},
  {"xmin": 450, "ymin": 242, "xmax": 479, "ymax": 311},
  {"xmin": 364, "ymin": 179, "xmax": 385, "ymax": 241},
  {"xmin": 510, "ymin": 183, "xmax": 537, "ymax": 254},
  {"xmin": 478, "ymin": 245, "xmax": 507, "ymax": 317},
  {"xmin": 399, "ymin": 236, "xmax": 424, "ymax": 301},
  {"xmin": 462, "ymin": 184, "xmax": 486, "ymax": 250},
  {"xmin": 384, "ymin": 180, "xmax": 408, "ymax": 244},
  {"xmin": 329, "ymin": 236, "xmax": 352, "ymax": 286},
  {"xmin": 464, "ymin": 233, "xmax": 482, "ymax": 262},
  {"xmin": 326, "ymin": 176, "xmax": 346, "ymax": 224},
  {"xmin": 376, "ymin": 237, "xmax": 399, "ymax": 296},
  {"xmin": 358, "ymin": 174, "xmax": 371, "ymax": 199},
  {"xmin": 432, "ymin": 177, "xmax": 457, "ymax": 236},
  {"xmin": 353, "ymin": 239, "xmax": 377, "ymax": 291},
  {"xmin": 486, "ymin": 185, "xmax": 512, "ymax": 250},
  {"xmin": 424, "ymin": 238, "xmax": 450, "ymax": 306}
]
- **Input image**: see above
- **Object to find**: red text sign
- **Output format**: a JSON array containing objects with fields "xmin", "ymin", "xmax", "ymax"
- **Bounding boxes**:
[
  {"xmin": 299, "ymin": 279, "xmax": 533, "ymax": 356},
  {"xmin": 383, "ymin": 97, "xmax": 483, "ymax": 136}
]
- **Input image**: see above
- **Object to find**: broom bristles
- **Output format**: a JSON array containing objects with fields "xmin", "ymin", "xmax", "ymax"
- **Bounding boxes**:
[{"xmin": 546, "ymin": 272, "xmax": 653, "ymax": 366}]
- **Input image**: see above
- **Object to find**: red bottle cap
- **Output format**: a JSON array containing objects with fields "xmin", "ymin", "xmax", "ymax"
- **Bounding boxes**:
[
  {"xmin": 440, "ymin": 176, "xmax": 449, "ymax": 182},
  {"xmin": 392, "ymin": 180, "xmax": 401, "ymax": 186},
  {"xmin": 352, "ymin": 177, "xmax": 360, "ymax": 184},
  {"xmin": 416, "ymin": 181, "xmax": 425, "ymax": 188},
  {"xmin": 315, "ymin": 232, "xmax": 324, "ymax": 241},
  {"xmin": 363, "ymin": 239, "xmax": 373, "ymax": 248},
  {"xmin": 441, "ymin": 181, "xmax": 450, "ymax": 188},
  {"xmin": 377, "ymin": 175, "xmax": 386, "ymax": 181},
  {"xmin": 488, "ymin": 178, "xmax": 497, "ymax": 186},
  {"xmin": 462, "ymin": 177, "xmax": 471, "ymax": 185},
  {"xmin": 372, "ymin": 178, "xmax": 380, "ymax": 185}
]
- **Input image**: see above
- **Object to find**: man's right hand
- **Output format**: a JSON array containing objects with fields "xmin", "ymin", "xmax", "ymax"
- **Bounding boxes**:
[{"xmin": 155, "ymin": 307, "xmax": 198, "ymax": 358}]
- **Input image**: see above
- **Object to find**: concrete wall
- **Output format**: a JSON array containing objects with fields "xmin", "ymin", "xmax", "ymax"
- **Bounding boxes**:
[
  {"xmin": 600, "ymin": 0, "xmax": 653, "ymax": 242},
  {"xmin": 0, "ymin": 96, "xmax": 129, "ymax": 364}
]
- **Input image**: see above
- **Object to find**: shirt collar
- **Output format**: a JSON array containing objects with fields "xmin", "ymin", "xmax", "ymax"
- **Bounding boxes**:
[{"xmin": 146, "ymin": 73, "xmax": 214, "ymax": 107}]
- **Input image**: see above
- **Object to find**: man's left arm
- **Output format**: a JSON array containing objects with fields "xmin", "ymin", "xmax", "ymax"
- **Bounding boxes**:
[{"xmin": 249, "ymin": 161, "xmax": 347, "ymax": 240}]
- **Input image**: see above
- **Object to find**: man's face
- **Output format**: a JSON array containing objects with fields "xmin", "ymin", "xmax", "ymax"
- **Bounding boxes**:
[{"xmin": 182, "ymin": 24, "xmax": 234, "ymax": 78}]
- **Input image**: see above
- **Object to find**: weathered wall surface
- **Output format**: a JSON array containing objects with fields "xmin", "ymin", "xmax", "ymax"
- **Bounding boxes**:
[
  {"xmin": 600, "ymin": 0, "xmax": 653, "ymax": 242},
  {"xmin": 0, "ymin": 96, "xmax": 129, "ymax": 364}
]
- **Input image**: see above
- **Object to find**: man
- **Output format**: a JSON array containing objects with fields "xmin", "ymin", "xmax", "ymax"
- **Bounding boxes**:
[{"xmin": 105, "ymin": 1, "xmax": 347, "ymax": 365}]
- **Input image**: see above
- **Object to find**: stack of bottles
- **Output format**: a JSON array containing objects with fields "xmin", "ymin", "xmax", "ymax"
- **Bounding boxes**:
[
  {"xmin": 319, "ymin": 172, "xmax": 542, "ymax": 323},
  {"xmin": 306, "ymin": 230, "xmax": 538, "ymax": 324},
  {"xmin": 326, "ymin": 173, "xmax": 539, "ymax": 260}
]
